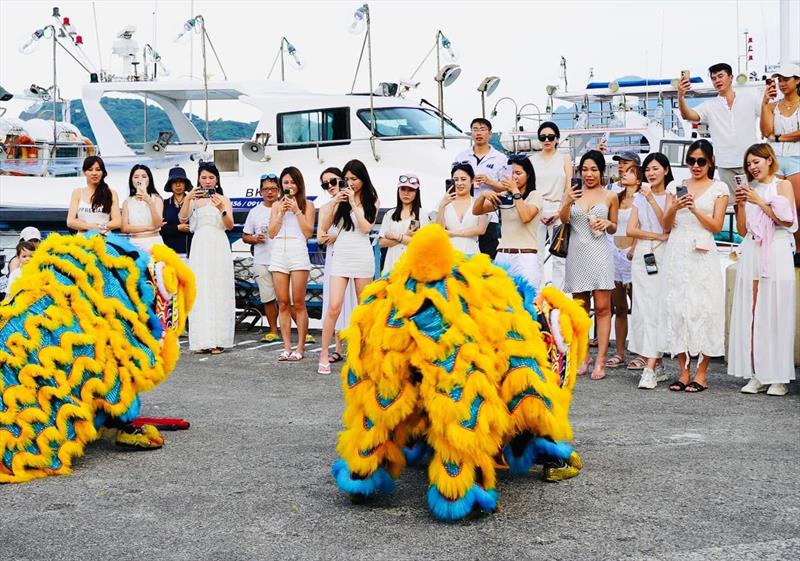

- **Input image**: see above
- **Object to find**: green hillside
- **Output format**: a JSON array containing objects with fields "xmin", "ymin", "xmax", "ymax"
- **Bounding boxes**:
[{"xmin": 23, "ymin": 98, "xmax": 257, "ymax": 144}]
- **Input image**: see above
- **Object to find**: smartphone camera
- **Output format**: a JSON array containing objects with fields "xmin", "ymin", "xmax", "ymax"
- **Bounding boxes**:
[
  {"xmin": 409, "ymin": 219, "xmax": 420, "ymax": 232},
  {"xmin": 675, "ymin": 185, "xmax": 688, "ymax": 199},
  {"xmin": 205, "ymin": 188, "xmax": 216, "ymax": 198},
  {"xmin": 498, "ymin": 193, "xmax": 514, "ymax": 206},
  {"xmin": 283, "ymin": 188, "xmax": 293, "ymax": 198},
  {"xmin": 337, "ymin": 178, "xmax": 346, "ymax": 188},
  {"xmin": 643, "ymin": 252, "xmax": 658, "ymax": 275}
]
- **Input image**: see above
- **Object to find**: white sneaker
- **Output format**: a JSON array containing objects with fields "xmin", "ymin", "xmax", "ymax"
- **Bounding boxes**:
[
  {"xmin": 740, "ymin": 378, "xmax": 767, "ymax": 394},
  {"xmin": 766, "ymin": 383, "xmax": 789, "ymax": 396},
  {"xmin": 638, "ymin": 368, "xmax": 657, "ymax": 389},
  {"xmin": 654, "ymin": 364, "xmax": 668, "ymax": 383}
]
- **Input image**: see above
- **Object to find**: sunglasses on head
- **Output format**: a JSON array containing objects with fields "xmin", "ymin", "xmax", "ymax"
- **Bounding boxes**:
[
  {"xmin": 507, "ymin": 154, "xmax": 528, "ymax": 164},
  {"xmin": 538, "ymin": 134, "xmax": 557, "ymax": 142},
  {"xmin": 398, "ymin": 175, "xmax": 420, "ymax": 186},
  {"xmin": 686, "ymin": 157, "xmax": 708, "ymax": 167},
  {"xmin": 260, "ymin": 173, "xmax": 278, "ymax": 181}
]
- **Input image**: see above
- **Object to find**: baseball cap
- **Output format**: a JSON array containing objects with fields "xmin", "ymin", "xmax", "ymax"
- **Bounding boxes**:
[
  {"xmin": 772, "ymin": 62, "xmax": 800, "ymax": 80},
  {"xmin": 20, "ymin": 226, "xmax": 41, "ymax": 241},
  {"xmin": 612, "ymin": 152, "xmax": 641, "ymax": 166}
]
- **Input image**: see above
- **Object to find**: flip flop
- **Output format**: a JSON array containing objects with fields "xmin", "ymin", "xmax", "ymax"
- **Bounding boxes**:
[
  {"xmin": 669, "ymin": 380, "xmax": 687, "ymax": 392},
  {"xmin": 277, "ymin": 350, "xmax": 291, "ymax": 361},
  {"xmin": 210, "ymin": 347, "xmax": 224, "ymax": 355},
  {"xmin": 685, "ymin": 381, "xmax": 708, "ymax": 393},
  {"xmin": 329, "ymin": 351, "xmax": 344, "ymax": 363},
  {"xmin": 318, "ymin": 362, "xmax": 331, "ymax": 374}
]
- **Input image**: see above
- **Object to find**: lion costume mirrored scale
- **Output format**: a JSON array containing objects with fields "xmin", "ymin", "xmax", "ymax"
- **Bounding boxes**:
[
  {"xmin": 332, "ymin": 224, "xmax": 590, "ymax": 522},
  {"xmin": 0, "ymin": 233, "xmax": 194, "ymax": 484}
]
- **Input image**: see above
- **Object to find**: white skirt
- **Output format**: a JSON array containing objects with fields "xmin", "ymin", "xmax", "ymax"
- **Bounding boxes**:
[
  {"xmin": 727, "ymin": 230, "xmax": 796, "ymax": 384},
  {"xmin": 322, "ymin": 241, "xmax": 358, "ymax": 332},
  {"xmin": 331, "ymin": 228, "xmax": 374, "ymax": 279},
  {"xmin": 628, "ymin": 242, "xmax": 666, "ymax": 358}
]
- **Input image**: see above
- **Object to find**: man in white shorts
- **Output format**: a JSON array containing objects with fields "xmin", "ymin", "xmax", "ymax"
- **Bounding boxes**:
[{"xmin": 242, "ymin": 174, "xmax": 280, "ymax": 342}]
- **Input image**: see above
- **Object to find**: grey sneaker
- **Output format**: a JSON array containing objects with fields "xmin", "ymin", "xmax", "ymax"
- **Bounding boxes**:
[
  {"xmin": 638, "ymin": 368, "xmax": 657, "ymax": 389},
  {"xmin": 766, "ymin": 383, "xmax": 788, "ymax": 396},
  {"xmin": 741, "ymin": 378, "xmax": 767, "ymax": 394}
]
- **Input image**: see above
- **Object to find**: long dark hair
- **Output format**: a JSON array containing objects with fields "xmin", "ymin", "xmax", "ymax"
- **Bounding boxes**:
[
  {"xmin": 82, "ymin": 155, "xmax": 113, "ymax": 213},
  {"xmin": 198, "ymin": 162, "xmax": 224, "ymax": 195},
  {"xmin": 336, "ymin": 159, "xmax": 378, "ymax": 230},
  {"xmin": 320, "ymin": 167, "xmax": 343, "ymax": 181},
  {"xmin": 579, "ymin": 150, "xmax": 606, "ymax": 179},
  {"xmin": 390, "ymin": 185, "xmax": 422, "ymax": 222},
  {"xmin": 641, "ymin": 152, "xmax": 675, "ymax": 188},
  {"xmin": 510, "ymin": 157, "xmax": 536, "ymax": 197},
  {"xmin": 451, "ymin": 162, "xmax": 475, "ymax": 197},
  {"xmin": 279, "ymin": 166, "xmax": 308, "ymax": 213},
  {"xmin": 128, "ymin": 164, "xmax": 159, "ymax": 197},
  {"xmin": 686, "ymin": 139, "xmax": 715, "ymax": 179}
]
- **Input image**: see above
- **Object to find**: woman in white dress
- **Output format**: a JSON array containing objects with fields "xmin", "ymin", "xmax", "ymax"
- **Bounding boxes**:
[
  {"xmin": 317, "ymin": 167, "xmax": 357, "ymax": 366},
  {"xmin": 121, "ymin": 164, "xmax": 164, "ymax": 253},
  {"xmin": 379, "ymin": 173, "xmax": 429, "ymax": 274},
  {"xmin": 729, "ymin": 143, "xmax": 797, "ymax": 396},
  {"xmin": 269, "ymin": 166, "xmax": 316, "ymax": 362},
  {"xmin": 605, "ymin": 166, "xmax": 640, "ymax": 370},
  {"xmin": 530, "ymin": 121, "xmax": 572, "ymax": 289},
  {"xmin": 559, "ymin": 150, "xmax": 619, "ymax": 381},
  {"xmin": 627, "ymin": 152, "xmax": 672, "ymax": 389},
  {"xmin": 661, "ymin": 140, "xmax": 729, "ymax": 393},
  {"xmin": 179, "ymin": 162, "xmax": 235, "ymax": 355},
  {"xmin": 67, "ymin": 156, "xmax": 121, "ymax": 235},
  {"xmin": 437, "ymin": 162, "xmax": 488, "ymax": 255},
  {"xmin": 318, "ymin": 159, "xmax": 378, "ymax": 374}
]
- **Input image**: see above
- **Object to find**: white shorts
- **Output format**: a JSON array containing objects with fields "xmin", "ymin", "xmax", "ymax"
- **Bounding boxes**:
[
  {"xmin": 494, "ymin": 251, "xmax": 540, "ymax": 289},
  {"xmin": 269, "ymin": 238, "xmax": 311, "ymax": 274},
  {"xmin": 253, "ymin": 264, "xmax": 276, "ymax": 303}
]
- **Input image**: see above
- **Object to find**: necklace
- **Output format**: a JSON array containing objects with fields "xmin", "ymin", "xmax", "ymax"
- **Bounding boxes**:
[{"xmin": 172, "ymin": 194, "xmax": 185, "ymax": 207}]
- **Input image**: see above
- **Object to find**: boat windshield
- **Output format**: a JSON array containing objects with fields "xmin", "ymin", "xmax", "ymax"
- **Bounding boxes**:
[{"xmin": 356, "ymin": 107, "xmax": 463, "ymax": 137}]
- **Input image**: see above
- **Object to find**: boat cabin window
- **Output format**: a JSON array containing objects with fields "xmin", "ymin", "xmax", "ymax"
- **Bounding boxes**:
[
  {"xmin": 356, "ymin": 107, "xmax": 462, "ymax": 137},
  {"xmin": 213, "ymin": 149, "xmax": 240, "ymax": 172},
  {"xmin": 568, "ymin": 132, "xmax": 649, "ymax": 157},
  {"xmin": 660, "ymin": 141, "xmax": 690, "ymax": 168},
  {"xmin": 276, "ymin": 107, "xmax": 350, "ymax": 150}
]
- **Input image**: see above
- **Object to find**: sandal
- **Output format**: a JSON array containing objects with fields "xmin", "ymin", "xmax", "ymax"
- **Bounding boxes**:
[
  {"xmin": 288, "ymin": 351, "xmax": 304, "ymax": 361},
  {"xmin": 194, "ymin": 349, "xmax": 211, "ymax": 355},
  {"xmin": 668, "ymin": 380, "xmax": 687, "ymax": 392},
  {"xmin": 329, "ymin": 351, "xmax": 344, "ymax": 363},
  {"xmin": 210, "ymin": 347, "xmax": 224, "ymax": 355},
  {"xmin": 685, "ymin": 381, "xmax": 708, "ymax": 393},
  {"xmin": 626, "ymin": 356, "xmax": 647, "ymax": 370},
  {"xmin": 318, "ymin": 362, "xmax": 331, "ymax": 374},
  {"xmin": 605, "ymin": 355, "xmax": 625, "ymax": 368},
  {"xmin": 590, "ymin": 368, "xmax": 607, "ymax": 381},
  {"xmin": 589, "ymin": 338, "xmax": 598, "ymax": 348},
  {"xmin": 278, "ymin": 350, "xmax": 291, "ymax": 361}
]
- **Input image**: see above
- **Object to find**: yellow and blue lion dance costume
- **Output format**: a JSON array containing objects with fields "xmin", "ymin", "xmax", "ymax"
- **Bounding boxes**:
[
  {"xmin": 0, "ymin": 233, "xmax": 194, "ymax": 483},
  {"xmin": 332, "ymin": 225, "xmax": 590, "ymax": 521}
]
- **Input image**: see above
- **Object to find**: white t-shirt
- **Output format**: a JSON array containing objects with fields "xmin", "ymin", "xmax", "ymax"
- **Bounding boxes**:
[
  {"xmin": 379, "ymin": 209, "xmax": 431, "ymax": 275},
  {"xmin": 243, "ymin": 203, "xmax": 273, "ymax": 266},
  {"xmin": 453, "ymin": 145, "xmax": 507, "ymax": 223},
  {"xmin": 695, "ymin": 91, "xmax": 761, "ymax": 168}
]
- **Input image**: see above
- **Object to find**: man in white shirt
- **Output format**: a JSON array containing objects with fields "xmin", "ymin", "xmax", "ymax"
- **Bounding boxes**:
[
  {"xmin": 678, "ymin": 62, "xmax": 761, "ymax": 198},
  {"xmin": 242, "ymin": 173, "xmax": 281, "ymax": 342},
  {"xmin": 453, "ymin": 117, "xmax": 508, "ymax": 258}
]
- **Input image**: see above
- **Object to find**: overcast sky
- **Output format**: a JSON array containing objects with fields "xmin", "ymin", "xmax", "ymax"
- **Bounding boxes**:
[{"xmin": 0, "ymin": 0, "xmax": 787, "ymax": 132}]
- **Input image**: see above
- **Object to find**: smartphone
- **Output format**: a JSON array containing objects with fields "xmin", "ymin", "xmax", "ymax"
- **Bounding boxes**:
[
  {"xmin": 676, "ymin": 185, "xmax": 688, "ymax": 198},
  {"xmin": 571, "ymin": 177, "xmax": 582, "ymax": 193},
  {"xmin": 133, "ymin": 179, "xmax": 148, "ymax": 194},
  {"xmin": 643, "ymin": 252, "xmax": 658, "ymax": 275},
  {"xmin": 734, "ymin": 174, "xmax": 748, "ymax": 189},
  {"xmin": 680, "ymin": 69, "xmax": 690, "ymax": 82},
  {"xmin": 601, "ymin": 131, "xmax": 610, "ymax": 145},
  {"xmin": 204, "ymin": 188, "xmax": 216, "ymax": 198},
  {"xmin": 337, "ymin": 178, "xmax": 346, "ymax": 188},
  {"xmin": 409, "ymin": 219, "xmax": 420, "ymax": 232},
  {"xmin": 445, "ymin": 179, "xmax": 455, "ymax": 194},
  {"xmin": 283, "ymin": 188, "xmax": 293, "ymax": 198}
]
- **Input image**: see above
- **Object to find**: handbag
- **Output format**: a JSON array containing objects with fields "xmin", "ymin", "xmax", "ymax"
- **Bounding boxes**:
[{"xmin": 548, "ymin": 224, "xmax": 570, "ymax": 258}]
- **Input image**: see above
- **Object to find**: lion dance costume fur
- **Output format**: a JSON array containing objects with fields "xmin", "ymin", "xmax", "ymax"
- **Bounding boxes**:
[
  {"xmin": 332, "ymin": 225, "xmax": 590, "ymax": 521},
  {"xmin": 0, "ymin": 233, "xmax": 194, "ymax": 483}
]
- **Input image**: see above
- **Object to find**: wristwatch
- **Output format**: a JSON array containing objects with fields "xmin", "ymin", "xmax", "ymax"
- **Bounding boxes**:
[
  {"xmin": 774, "ymin": 133, "xmax": 781, "ymax": 142},
  {"xmin": 221, "ymin": 210, "xmax": 228, "ymax": 217},
  {"xmin": 512, "ymin": 193, "xmax": 523, "ymax": 200}
]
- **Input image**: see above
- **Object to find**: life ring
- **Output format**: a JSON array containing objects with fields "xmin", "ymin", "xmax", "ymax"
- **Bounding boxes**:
[
  {"xmin": 4, "ymin": 135, "xmax": 37, "ymax": 160},
  {"xmin": 82, "ymin": 137, "xmax": 95, "ymax": 156}
]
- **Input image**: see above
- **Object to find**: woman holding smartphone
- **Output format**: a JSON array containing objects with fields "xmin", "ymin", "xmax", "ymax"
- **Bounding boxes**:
[
  {"xmin": 474, "ymin": 155, "xmax": 542, "ymax": 287},
  {"xmin": 729, "ymin": 143, "xmax": 797, "ymax": 396},
  {"xmin": 626, "ymin": 153, "xmax": 672, "ymax": 389},
  {"xmin": 121, "ymin": 164, "xmax": 164, "ymax": 252},
  {"xmin": 437, "ymin": 162, "xmax": 488, "ymax": 255},
  {"xmin": 559, "ymin": 150, "xmax": 619, "ymax": 380},
  {"xmin": 67, "ymin": 156, "xmax": 121, "ymax": 234},
  {"xmin": 268, "ymin": 166, "xmax": 315, "ymax": 362},
  {"xmin": 179, "ymin": 162, "xmax": 235, "ymax": 355},
  {"xmin": 318, "ymin": 167, "xmax": 357, "ymax": 366},
  {"xmin": 661, "ymin": 140, "xmax": 729, "ymax": 393},
  {"xmin": 318, "ymin": 159, "xmax": 378, "ymax": 374},
  {"xmin": 379, "ymin": 173, "xmax": 428, "ymax": 274}
]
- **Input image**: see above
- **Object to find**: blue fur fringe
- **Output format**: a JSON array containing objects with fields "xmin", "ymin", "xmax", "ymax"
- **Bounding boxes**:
[
  {"xmin": 503, "ymin": 437, "xmax": 575, "ymax": 474},
  {"xmin": 331, "ymin": 460, "xmax": 395, "ymax": 497},
  {"xmin": 426, "ymin": 484, "xmax": 498, "ymax": 522},
  {"xmin": 403, "ymin": 440, "xmax": 433, "ymax": 466}
]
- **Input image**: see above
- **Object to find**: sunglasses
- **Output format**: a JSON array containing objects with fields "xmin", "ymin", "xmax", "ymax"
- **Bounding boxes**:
[
  {"xmin": 538, "ymin": 134, "xmax": 557, "ymax": 142},
  {"xmin": 320, "ymin": 178, "xmax": 341, "ymax": 190},
  {"xmin": 686, "ymin": 157, "xmax": 709, "ymax": 167},
  {"xmin": 398, "ymin": 175, "xmax": 420, "ymax": 186},
  {"xmin": 260, "ymin": 173, "xmax": 278, "ymax": 181},
  {"xmin": 507, "ymin": 154, "xmax": 528, "ymax": 164}
]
